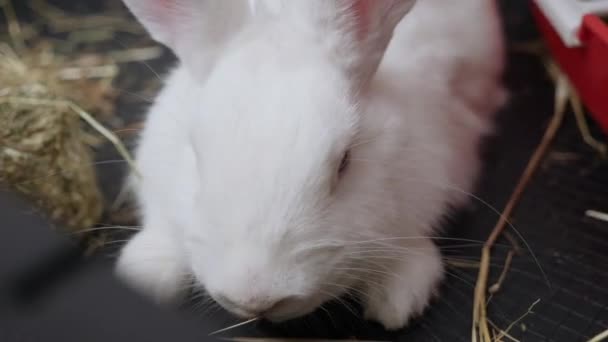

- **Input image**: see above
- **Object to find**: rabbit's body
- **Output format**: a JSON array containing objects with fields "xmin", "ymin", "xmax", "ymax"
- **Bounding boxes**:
[
  {"xmin": 366, "ymin": 0, "xmax": 506, "ymax": 216},
  {"xmin": 117, "ymin": 0, "xmax": 505, "ymax": 330}
]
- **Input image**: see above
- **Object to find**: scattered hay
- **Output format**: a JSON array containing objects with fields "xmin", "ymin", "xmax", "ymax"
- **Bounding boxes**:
[
  {"xmin": 585, "ymin": 209, "xmax": 608, "ymax": 223},
  {"xmin": 588, "ymin": 328, "xmax": 608, "ymax": 342},
  {"xmin": 570, "ymin": 89, "xmax": 608, "ymax": 157},
  {"xmin": 470, "ymin": 47, "xmax": 599, "ymax": 341},
  {"xmin": 488, "ymin": 250, "xmax": 514, "ymax": 295},
  {"xmin": 209, "ymin": 318, "xmax": 260, "ymax": 336}
]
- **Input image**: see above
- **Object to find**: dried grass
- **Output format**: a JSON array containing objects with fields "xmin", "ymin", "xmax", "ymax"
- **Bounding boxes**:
[
  {"xmin": 585, "ymin": 210, "xmax": 608, "ymax": 223},
  {"xmin": 0, "ymin": 0, "xmax": 150, "ymax": 232},
  {"xmin": 0, "ymin": 41, "xmax": 106, "ymax": 231},
  {"xmin": 588, "ymin": 329, "xmax": 608, "ymax": 342},
  {"xmin": 470, "ymin": 42, "xmax": 606, "ymax": 341}
]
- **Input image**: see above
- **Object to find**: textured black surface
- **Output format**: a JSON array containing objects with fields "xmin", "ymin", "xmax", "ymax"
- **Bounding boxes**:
[
  {"xmin": 1, "ymin": 1, "xmax": 607, "ymax": 341},
  {"xmin": 0, "ymin": 191, "xmax": 220, "ymax": 342}
]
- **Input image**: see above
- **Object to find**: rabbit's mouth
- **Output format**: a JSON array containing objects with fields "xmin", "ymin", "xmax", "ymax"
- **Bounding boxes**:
[
  {"xmin": 261, "ymin": 295, "xmax": 327, "ymax": 322},
  {"xmin": 210, "ymin": 290, "xmax": 327, "ymax": 323}
]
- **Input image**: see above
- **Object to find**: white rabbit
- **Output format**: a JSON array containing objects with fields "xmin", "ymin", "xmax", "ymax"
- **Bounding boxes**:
[{"xmin": 116, "ymin": 0, "xmax": 506, "ymax": 330}]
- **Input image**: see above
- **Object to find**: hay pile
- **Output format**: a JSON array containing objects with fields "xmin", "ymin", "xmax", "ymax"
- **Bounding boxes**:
[
  {"xmin": 0, "ymin": 0, "xmax": 155, "ymax": 233},
  {"xmin": 0, "ymin": 43, "xmax": 109, "ymax": 231}
]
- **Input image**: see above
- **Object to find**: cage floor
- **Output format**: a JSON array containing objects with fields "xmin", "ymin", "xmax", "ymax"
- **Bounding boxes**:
[{"xmin": 6, "ymin": 0, "xmax": 607, "ymax": 341}]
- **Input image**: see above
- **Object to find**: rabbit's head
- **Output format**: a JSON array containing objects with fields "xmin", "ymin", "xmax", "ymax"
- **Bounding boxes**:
[{"xmin": 124, "ymin": 0, "xmax": 416, "ymax": 320}]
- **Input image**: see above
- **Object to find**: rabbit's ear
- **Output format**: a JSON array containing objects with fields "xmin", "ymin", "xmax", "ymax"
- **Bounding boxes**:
[
  {"xmin": 289, "ymin": 0, "xmax": 417, "ymax": 86},
  {"xmin": 123, "ymin": 0, "xmax": 251, "ymax": 79},
  {"xmin": 342, "ymin": 0, "xmax": 417, "ymax": 84}
]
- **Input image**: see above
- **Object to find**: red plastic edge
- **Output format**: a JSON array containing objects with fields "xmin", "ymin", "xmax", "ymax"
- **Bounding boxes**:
[{"xmin": 531, "ymin": 4, "xmax": 608, "ymax": 135}]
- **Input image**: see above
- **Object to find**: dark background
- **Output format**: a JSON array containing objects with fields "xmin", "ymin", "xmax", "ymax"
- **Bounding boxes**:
[{"xmin": 1, "ymin": 1, "xmax": 607, "ymax": 341}]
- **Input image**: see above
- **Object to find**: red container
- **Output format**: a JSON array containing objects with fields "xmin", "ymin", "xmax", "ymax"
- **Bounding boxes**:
[{"xmin": 532, "ymin": 4, "xmax": 608, "ymax": 135}]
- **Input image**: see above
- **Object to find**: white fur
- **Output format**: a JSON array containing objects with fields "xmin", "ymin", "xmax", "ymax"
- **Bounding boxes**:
[{"xmin": 116, "ymin": 0, "xmax": 506, "ymax": 330}]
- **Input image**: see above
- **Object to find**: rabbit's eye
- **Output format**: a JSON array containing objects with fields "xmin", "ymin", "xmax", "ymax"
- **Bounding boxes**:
[{"xmin": 338, "ymin": 151, "xmax": 350, "ymax": 177}]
